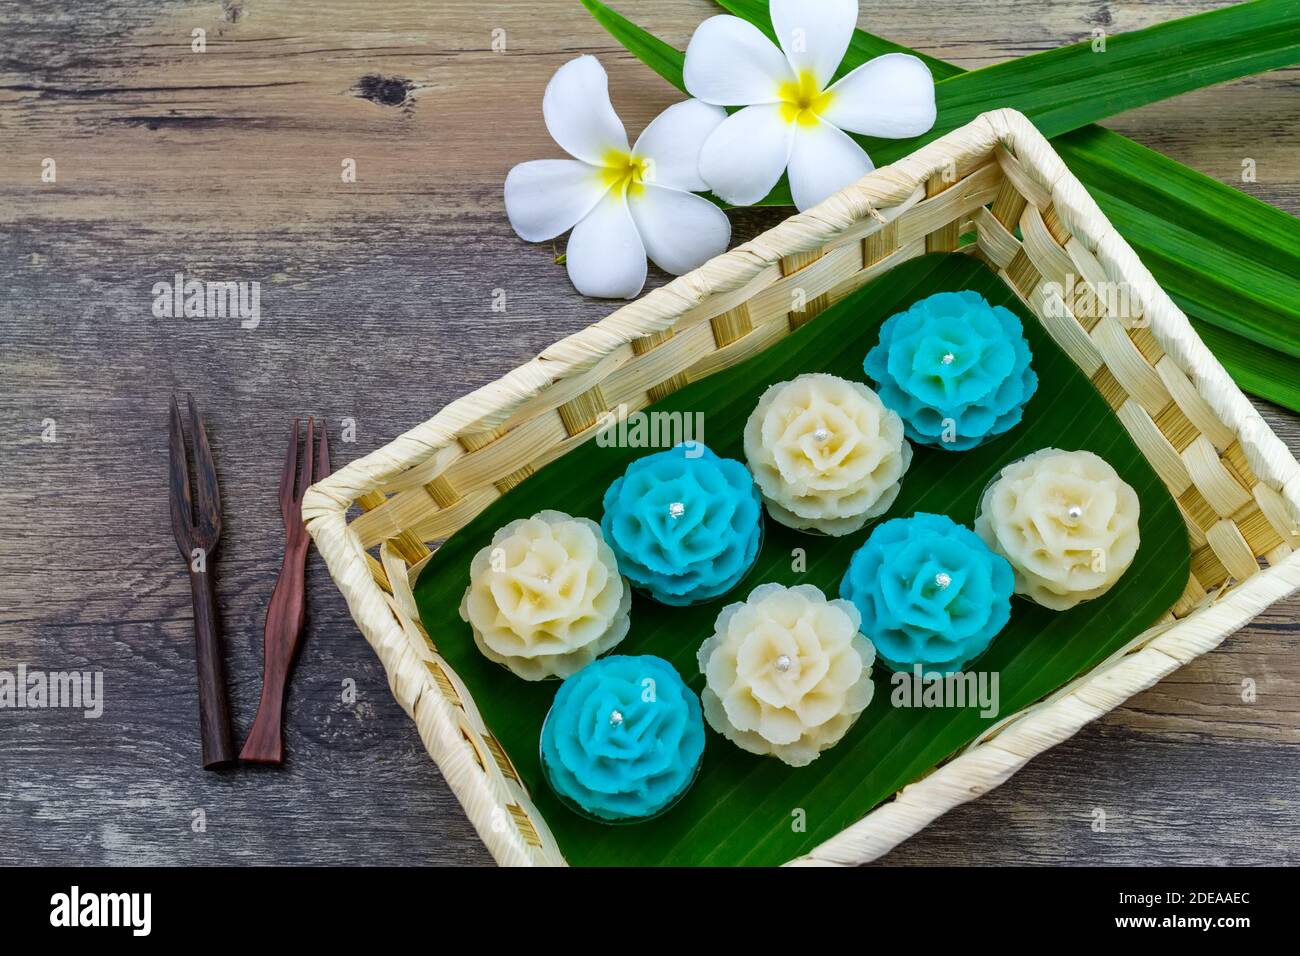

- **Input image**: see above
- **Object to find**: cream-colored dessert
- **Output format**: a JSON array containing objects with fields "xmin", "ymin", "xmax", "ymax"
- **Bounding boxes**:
[
  {"xmin": 698, "ymin": 583, "xmax": 876, "ymax": 767},
  {"xmin": 974, "ymin": 448, "xmax": 1140, "ymax": 611},
  {"xmin": 743, "ymin": 373, "xmax": 911, "ymax": 536},
  {"xmin": 459, "ymin": 510, "xmax": 631, "ymax": 680}
]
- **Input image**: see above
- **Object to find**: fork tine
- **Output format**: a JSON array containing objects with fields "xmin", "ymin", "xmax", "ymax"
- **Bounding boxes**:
[
  {"xmin": 297, "ymin": 417, "xmax": 315, "ymax": 498},
  {"xmin": 279, "ymin": 418, "xmax": 300, "ymax": 512},
  {"xmin": 317, "ymin": 419, "xmax": 332, "ymax": 481},
  {"xmin": 187, "ymin": 394, "xmax": 222, "ymax": 544},
  {"xmin": 168, "ymin": 395, "xmax": 194, "ymax": 554}
]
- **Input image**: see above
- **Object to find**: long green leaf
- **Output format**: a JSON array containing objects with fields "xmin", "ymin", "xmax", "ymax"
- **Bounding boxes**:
[
  {"xmin": 719, "ymin": 0, "xmax": 1300, "ymax": 404},
  {"xmin": 582, "ymin": 0, "xmax": 1300, "ymax": 411},
  {"xmin": 1058, "ymin": 127, "xmax": 1300, "ymax": 356},
  {"xmin": 722, "ymin": 0, "xmax": 1300, "ymax": 197},
  {"xmin": 580, "ymin": 0, "xmax": 687, "ymax": 89},
  {"xmin": 413, "ymin": 254, "xmax": 1191, "ymax": 866}
]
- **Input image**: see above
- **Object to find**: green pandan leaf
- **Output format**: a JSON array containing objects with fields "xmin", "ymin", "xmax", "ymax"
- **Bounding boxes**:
[
  {"xmin": 579, "ymin": 0, "xmax": 686, "ymax": 89},
  {"xmin": 724, "ymin": 0, "xmax": 1300, "ymax": 142},
  {"xmin": 413, "ymin": 254, "xmax": 1191, "ymax": 866},
  {"xmin": 580, "ymin": 0, "xmax": 1300, "ymax": 412}
]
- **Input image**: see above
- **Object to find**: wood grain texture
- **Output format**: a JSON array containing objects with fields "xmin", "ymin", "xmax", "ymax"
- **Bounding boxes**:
[{"xmin": 0, "ymin": 0, "xmax": 1295, "ymax": 866}]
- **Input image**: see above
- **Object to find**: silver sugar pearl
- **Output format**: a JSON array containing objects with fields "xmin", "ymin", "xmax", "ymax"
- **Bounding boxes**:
[
  {"xmin": 941, "ymin": 352, "xmax": 956, "ymax": 365},
  {"xmin": 934, "ymin": 572, "xmax": 952, "ymax": 589},
  {"xmin": 813, "ymin": 427, "xmax": 830, "ymax": 443},
  {"xmin": 1067, "ymin": 504, "xmax": 1083, "ymax": 520},
  {"xmin": 775, "ymin": 654, "xmax": 792, "ymax": 672},
  {"xmin": 668, "ymin": 501, "xmax": 685, "ymax": 519},
  {"xmin": 609, "ymin": 709, "xmax": 624, "ymax": 727}
]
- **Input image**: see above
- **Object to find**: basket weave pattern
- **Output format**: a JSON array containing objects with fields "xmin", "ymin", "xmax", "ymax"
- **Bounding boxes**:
[{"xmin": 304, "ymin": 110, "xmax": 1300, "ymax": 866}]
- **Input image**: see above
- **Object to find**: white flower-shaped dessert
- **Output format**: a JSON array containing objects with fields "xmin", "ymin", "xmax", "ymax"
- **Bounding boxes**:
[
  {"xmin": 504, "ymin": 55, "xmax": 731, "ymax": 299},
  {"xmin": 974, "ymin": 449, "xmax": 1141, "ymax": 611},
  {"xmin": 459, "ymin": 510, "xmax": 631, "ymax": 680},
  {"xmin": 743, "ymin": 373, "xmax": 912, "ymax": 536},
  {"xmin": 684, "ymin": 0, "xmax": 936, "ymax": 210},
  {"xmin": 698, "ymin": 583, "xmax": 876, "ymax": 767}
]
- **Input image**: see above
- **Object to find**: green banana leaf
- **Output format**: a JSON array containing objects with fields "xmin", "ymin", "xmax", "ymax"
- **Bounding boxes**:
[
  {"xmin": 580, "ymin": 0, "xmax": 1300, "ymax": 412},
  {"xmin": 412, "ymin": 254, "xmax": 1191, "ymax": 866}
]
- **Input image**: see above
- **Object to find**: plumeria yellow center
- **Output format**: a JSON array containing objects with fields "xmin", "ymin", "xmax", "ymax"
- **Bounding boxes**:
[
  {"xmin": 777, "ymin": 71, "xmax": 833, "ymax": 127},
  {"xmin": 600, "ymin": 149, "xmax": 652, "ymax": 196}
]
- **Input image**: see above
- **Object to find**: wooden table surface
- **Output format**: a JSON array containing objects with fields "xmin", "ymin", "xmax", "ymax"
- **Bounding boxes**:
[{"xmin": 2, "ymin": 0, "xmax": 1296, "ymax": 866}]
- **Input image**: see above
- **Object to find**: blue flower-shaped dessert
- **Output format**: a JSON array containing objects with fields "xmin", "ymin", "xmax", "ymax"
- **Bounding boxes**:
[
  {"xmin": 601, "ymin": 444, "xmax": 762, "ymax": 606},
  {"xmin": 863, "ymin": 291, "xmax": 1038, "ymax": 451},
  {"xmin": 840, "ymin": 512, "xmax": 1014, "ymax": 673},
  {"xmin": 540, "ymin": 655, "xmax": 705, "ymax": 823}
]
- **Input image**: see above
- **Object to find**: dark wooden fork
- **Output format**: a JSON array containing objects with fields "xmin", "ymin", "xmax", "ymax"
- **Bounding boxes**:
[
  {"xmin": 240, "ymin": 417, "xmax": 331, "ymax": 764},
  {"xmin": 168, "ymin": 394, "xmax": 237, "ymax": 770}
]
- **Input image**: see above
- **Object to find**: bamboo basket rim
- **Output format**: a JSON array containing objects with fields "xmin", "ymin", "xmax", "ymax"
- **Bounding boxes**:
[{"xmin": 304, "ymin": 109, "xmax": 1300, "ymax": 866}]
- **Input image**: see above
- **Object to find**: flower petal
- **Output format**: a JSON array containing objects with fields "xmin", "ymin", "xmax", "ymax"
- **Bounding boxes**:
[
  {"xmin": 699, "ymin": 104, "xmax": 794, "ymax": 206},
  {"xmin": 684, "ymin": 15, "xmax": 793, "ymax": 106},
  {"xmin": 821, "ymin": 53, "xmax": 937, "ymax": 138},
  {"xmin": 787, "ymin": 116, "xmax": 873, "ymax": 211},
  {"xmin": 771, "ymin": 0, "xmax": 857, "ymax": 91},
  {"xmin": 543, "ymin": 55, "xmax": 629, "ymax": 165},
  {"xmin": 566, "ymin": 190, "xmax": 647, "ymax": 299},
  {"xmin": 504, "ymin": 159, "xmax": 610, "ymax": 242},
  {"xmin": 629, "ymin": 185, "xmax": 731, "ymax": 275},
  {"xmin": 633, "ymin": 99, "xmax": 727, "ymax": 193}
]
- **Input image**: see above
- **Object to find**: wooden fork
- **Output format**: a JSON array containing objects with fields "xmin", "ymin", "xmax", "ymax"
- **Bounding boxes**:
[
  {"xmin": 240, "ymin": 418, "xmax": 331, "ymax": 764},
  {"xmin": 168, "ymin": 394, "xmax": 237, "ymax": 770}
]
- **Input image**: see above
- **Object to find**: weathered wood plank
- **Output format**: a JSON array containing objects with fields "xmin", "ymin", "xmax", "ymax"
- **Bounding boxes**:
[{"xmin": 0, "ymin": 0, "xmax": 1296, "ymax": 867}]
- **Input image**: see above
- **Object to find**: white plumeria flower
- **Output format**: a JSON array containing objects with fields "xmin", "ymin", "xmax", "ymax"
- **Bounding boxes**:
[
  {"xmin": 684, "ymin": 0, "xmax": 937, "ymax": 211},
  {"xmin": 505, "ymin": 56, "xmax": 732, "ymax": 299}
]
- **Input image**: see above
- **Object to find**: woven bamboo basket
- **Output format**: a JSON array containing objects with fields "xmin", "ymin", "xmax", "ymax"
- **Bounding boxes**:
[{"xmin": 304, "ymin": 109, "xmax": 1300, "ymax": 866}]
